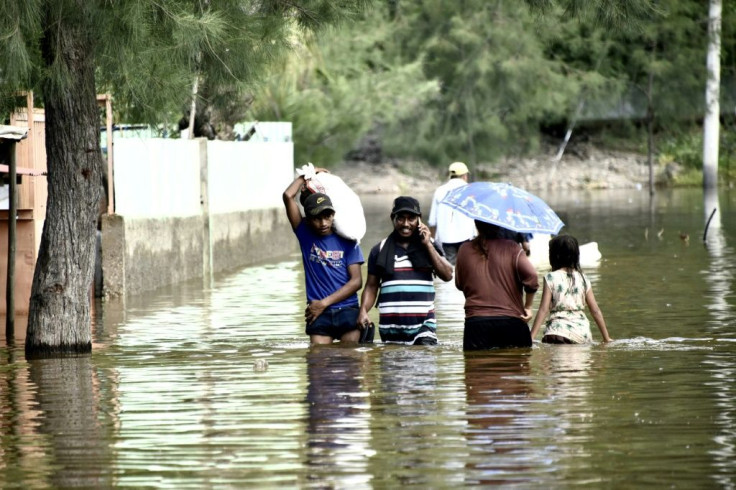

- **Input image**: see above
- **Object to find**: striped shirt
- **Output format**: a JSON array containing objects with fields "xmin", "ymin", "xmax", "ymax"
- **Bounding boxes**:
[{"xmin": 367, "ymin": 240, "xmax": 442, "ymax": 344}]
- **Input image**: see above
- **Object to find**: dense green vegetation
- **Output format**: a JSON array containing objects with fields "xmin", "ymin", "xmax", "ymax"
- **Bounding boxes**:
[{"xmin": 244, "ymin": 0, "xmax": 736, "ymax": 174}]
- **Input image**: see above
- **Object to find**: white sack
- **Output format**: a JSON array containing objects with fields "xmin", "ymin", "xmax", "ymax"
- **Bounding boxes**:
[{"xmin": 297, "ymin": 163, "xmax": 366, "ymax": 242}]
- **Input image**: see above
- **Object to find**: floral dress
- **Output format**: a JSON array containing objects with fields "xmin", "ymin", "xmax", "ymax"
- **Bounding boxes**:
[{"xmin": 542, "ymin": 269, "xmax": 592, "ymax": 344}]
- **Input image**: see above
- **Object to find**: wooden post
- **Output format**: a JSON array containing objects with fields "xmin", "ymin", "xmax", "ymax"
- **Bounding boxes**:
[
  {"xmin": 199, "ymin": 139, "xmax": 213, "ymax": 287},
  {"xmin": 26, "ymin": 92, "xmax": 34, "ymax": 186},
  {"xmin": 6, "ymin": 141, "xmax": 17, "ymax": 340},
  {"xmin": 96, "ymin": 94, "xmax": 115, "ymax": 215},
  {"xmin": 105, "ymin": 95, "xmax": 114, "ymax": 214}
]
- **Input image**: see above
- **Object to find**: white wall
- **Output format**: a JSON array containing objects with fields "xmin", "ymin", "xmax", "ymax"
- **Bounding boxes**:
[
  {"xmin": 106, "ymin": 136, "xmax": 296, "ymax": 296},
  {"xmin": 207, "ymin": 141, "xmax": 293, "ymax": 214},
  {"xmin": 113, "ymin": 138, "xmax": 294, "ymax": 218},
  {"xmin": 114, "ymin": 139, "xmax": 202, "ymax": 218}
]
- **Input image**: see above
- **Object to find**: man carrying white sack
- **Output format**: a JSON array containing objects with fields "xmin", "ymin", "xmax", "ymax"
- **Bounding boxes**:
[
  {"xmin": 283, "ymin": 168, "xmax": 365, "ymax": 345},
  {"xmin": 296, "ymin": 162, "xmax": 366, "ymax": 243}
]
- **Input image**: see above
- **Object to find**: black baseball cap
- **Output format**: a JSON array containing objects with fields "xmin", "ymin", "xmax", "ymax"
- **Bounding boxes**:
[
  {"xmin": 303, "ymin": 193, "xmax": 335, "ymax": 217},
  {"xmin": 391, "ymin": 196, "xmax": 421, "ymax": 216}
]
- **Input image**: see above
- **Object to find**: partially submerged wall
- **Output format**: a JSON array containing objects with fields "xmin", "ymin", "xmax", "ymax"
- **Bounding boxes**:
[{"xmin": 103, "ymin": 137, "xmax": 295, "ymax": 298}]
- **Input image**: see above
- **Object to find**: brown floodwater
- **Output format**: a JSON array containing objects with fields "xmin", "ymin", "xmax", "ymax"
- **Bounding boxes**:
[{"xmin": 1, "ymin": 187, "xmax": 735, "ymax": 488}]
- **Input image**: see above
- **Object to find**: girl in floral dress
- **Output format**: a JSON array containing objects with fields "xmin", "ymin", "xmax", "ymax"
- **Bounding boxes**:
[{"xmin": 530, "ymin": 235, "xmax": 612, "ymax": 344}]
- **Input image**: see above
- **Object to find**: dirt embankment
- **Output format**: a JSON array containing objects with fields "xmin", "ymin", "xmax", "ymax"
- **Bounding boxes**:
[{"xmin": 339, "ymin": 146, "xmax": 667, "ymax": 195}]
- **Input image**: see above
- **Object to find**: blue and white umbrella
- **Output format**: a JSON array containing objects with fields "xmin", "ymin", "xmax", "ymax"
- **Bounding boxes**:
[{"xmin": 440, "ymin": 182, "xmax": 564, "ymax": 234}]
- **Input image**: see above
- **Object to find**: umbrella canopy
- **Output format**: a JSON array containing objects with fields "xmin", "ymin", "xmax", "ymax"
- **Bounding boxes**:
[{"xmin": 440, "ymin": 182, "xmax": 564, "ymax": 234}]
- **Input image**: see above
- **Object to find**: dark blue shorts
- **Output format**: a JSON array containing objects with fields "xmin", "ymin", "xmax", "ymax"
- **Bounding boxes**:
[
  {"xmin": 463, "ymin": 316, "xmax": 532, "ymax": 350},
  {"xmin": 305, "ymin": 306, "xmax": 360, "ymax": 339}
]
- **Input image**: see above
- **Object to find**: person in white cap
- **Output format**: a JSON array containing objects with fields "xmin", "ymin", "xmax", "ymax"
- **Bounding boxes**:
[{"xmin": 427, "ymin": 161, "xmax": 476, "ymax": 265}]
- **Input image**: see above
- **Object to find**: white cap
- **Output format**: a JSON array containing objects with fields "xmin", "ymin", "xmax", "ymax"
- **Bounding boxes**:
[{"xmin": 449, "ymin": 161, "xmax": 469, "ymax": 177}]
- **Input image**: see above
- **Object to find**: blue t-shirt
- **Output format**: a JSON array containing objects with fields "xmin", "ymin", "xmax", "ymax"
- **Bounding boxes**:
[{"xmin": 295, "ymin": 221, "xmax": 364, "ymax": 309}]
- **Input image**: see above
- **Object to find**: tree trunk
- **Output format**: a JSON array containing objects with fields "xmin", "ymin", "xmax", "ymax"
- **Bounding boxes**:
[
  {"xmin": 703, "ymin": 0, "xmax": 721, "ymax": 190},
  {"xmin": 25, "ymin": 5, "xmax": 102, "ymax": 358}
]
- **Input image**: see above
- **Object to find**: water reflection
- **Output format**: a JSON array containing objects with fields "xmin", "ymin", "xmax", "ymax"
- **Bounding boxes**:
[
  {"xmin": 1, "ymin": 188, "xmax": 735, "ymax": 488},
  {"xmin": 0, "ymin": 347, "xmax": 46, "ymax": 485},
  {"xmin": 703, "ymin": 188, "xmax": 734, "ymax": 331},
  {"xmin": 704, "ymin": 352, "xmax": 736, "ymax": 487},
  {"xmin": 532, "ymin": 344, "xmax": 596, "ymax": 474},
  {"xmin": 702, "ymin": 188, "xmax": 736, "ymax": 487},
  {"xmin": 433, "ymin": 278, "xmax": 466, "ymax": 344},
  {"xmin": 27, "ymin": 356, "xmax": 115, "ymax": 488},
  {"xmin": 370, "ymin": 346, "xmax": 466, "ymax": 487},
  {"xmin": 463, "ymin": 350, "xmax": 544, "ymax": 486},
  {"xmin": 304, "ymin": 346, "xmax": 372, "ymax": 488}
]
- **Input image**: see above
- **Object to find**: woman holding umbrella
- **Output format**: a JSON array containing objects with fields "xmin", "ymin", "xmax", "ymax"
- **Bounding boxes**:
[
  {"xmin": 443, "ymin": 182, "xmax": 564, "ymax": 350},
  {"xmin": 455, "ymin": 220, "xmax": 539, "ymax": 349}
]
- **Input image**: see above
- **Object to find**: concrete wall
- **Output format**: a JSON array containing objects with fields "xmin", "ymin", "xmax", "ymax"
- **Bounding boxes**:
[{"xmin": 103, "ymin": 136, "xmax": 296, "ymax": 298}]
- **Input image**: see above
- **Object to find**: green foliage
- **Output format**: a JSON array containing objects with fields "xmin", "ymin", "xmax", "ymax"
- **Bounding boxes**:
[
  {"xmin": 0, "ymin": 0, "xmax": 371, "ymax": 125},
  {"xmin": 381, "ymin": 1, "xmax": 617, "ymax": 165},
  {"xmin": 604, "ymin": 0, "xmax": 707, "ymax": 121},
  {"xmin": 658, "ymin": 131, "xmax": 702, "ymax": 169},
  {"xmin": 526, "ymin": 0, "xmax": 656, "ymax": 29},
  {"xmin": 245, "ymin": 6, "xmax": 440, "ymax": 166},
  {"xmin": 244, "ymin": 0, "xmax": 736, "ymax": 176},
  {"xmin": 4, "ymin": 0, "xmax": 733, "ymax": 179},
  {"xmin": 658, "ymin": 126, "xmax": 736, "ymax": 179},
  {"xmin": 672, "ymin": 167, "xmax": 702, "ymax": 187}
]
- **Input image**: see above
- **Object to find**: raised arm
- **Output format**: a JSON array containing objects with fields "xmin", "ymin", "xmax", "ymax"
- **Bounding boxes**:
[
  {"xmin": 418, "ymin": 219, "xmax": 453, "ymax": 281},
  {"xmin": 586, "ymin": 288, "xmax": 612, "ymax": 342},
  {"xmin": 282, "ymin": 175, "xmax": 306, "ymax": 230}
]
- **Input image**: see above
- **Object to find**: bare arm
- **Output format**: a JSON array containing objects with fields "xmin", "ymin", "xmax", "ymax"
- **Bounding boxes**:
[
  {"xmin": 517, "ymin": 250, "xmax": 538, "ymax": 322},
  {"xmin": 521, "ymin": 290, "xmax": 536, "ymax": 322},
  {"xmin": 282, "ymin": 175, "xmax": 306, "ymax": 230},
  {"xmin": 586, "ymin": 288, "xmax": 612, "ymax": 342},
  {"xmin": 530, "ymin": 280, "xmax": 551, "ymax": 339},
  {"xmin": 427, "ymin": 189, "xmax": 440, "ymax": 229},
  {"xmin": 454, "ymin": 251, "xmax": 464, "ymax": 290},
  {"xmin": 418, "ymin": 220, "xmax": 453, "ymax": 281},
  {"xmin": 357, "ymin": 273, "xmax": 380, "ymax": 327},
  {"xmin": 306, "ymin": 262, "xmax": 363, "ymax": 324}
]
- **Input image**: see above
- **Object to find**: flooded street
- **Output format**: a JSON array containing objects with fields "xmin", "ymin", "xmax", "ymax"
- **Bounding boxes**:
[{"xmin": 2, "ymin": 187, "xmax": 736, "ymax": 487}]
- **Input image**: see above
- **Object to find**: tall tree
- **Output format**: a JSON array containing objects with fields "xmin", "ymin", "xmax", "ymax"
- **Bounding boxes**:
[
  {"xmin": 246, "ymin": 4, "xmax": 440, "ymax": 165},
  {"xmin": 379, "ymin": 0, "xmax": 658, "ymax": 165},
  {"xmin": 26, "ymin": 4, "xmax": 104, "ymax": 356},
  {"xmin": 382, "ymin": 0, "xmax": 588, "ymax": 165},
  {"xmin": 0, "ymin": 0, "xmax": 369, "ymax": 358},
  {"xmin": 601, "ymin": 1, "xmax": 708, "ymax": 193}
]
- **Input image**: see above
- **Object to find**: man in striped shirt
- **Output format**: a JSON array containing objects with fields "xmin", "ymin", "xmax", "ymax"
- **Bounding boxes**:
[{"xmin": 357, "ymin": 196, "xmax": 453, "ymax": 345}]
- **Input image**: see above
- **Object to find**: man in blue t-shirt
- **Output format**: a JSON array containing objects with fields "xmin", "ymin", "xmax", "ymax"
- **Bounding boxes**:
[{"xmin": 283, "ymin": 172, "xmax": 365, "ymax": 344}]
